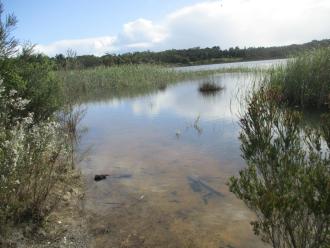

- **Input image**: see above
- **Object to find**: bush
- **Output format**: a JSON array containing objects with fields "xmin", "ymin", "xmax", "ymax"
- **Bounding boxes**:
[
  {"xmin": 0, "ymin": 4, "xmax": 61, "ymax": 121},
  {"xmin": 0, "ymin": 1, "xmax": 80, "ymax": 237},
  {"xmin": 268, "ymin": 48, "xmax": 330, "ymax": 109},
  {"xmin": 0, "ymin": 81, "xmax": 74, "ymax": 231},
  {"xmin": 228, "ymin": 87, "xmax": 330, "ymax": 248},
  {"xmin": 5, "ymin": 49, "xmax": 61, "ymax": 121}
]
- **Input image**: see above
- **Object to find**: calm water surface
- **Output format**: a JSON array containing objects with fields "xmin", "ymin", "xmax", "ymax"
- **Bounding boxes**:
[
  {"xmin": 177, "ymin": 58, "xmax": 287, "ymax": 71},
  {"xmin": 78, "ymin": 61, "xmax": 279, "ymax": 247}
]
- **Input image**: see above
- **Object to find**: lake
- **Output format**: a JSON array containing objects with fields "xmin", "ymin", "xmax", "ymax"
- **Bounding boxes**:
[{"xmin": 78, "ymin": 60, "xmax": 284, "ymax": 247}]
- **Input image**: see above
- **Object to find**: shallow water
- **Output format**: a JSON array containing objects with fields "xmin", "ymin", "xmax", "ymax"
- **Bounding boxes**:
[{"xmin": 78, "ymin": 62, "xmax": 273, "ymax": 247}]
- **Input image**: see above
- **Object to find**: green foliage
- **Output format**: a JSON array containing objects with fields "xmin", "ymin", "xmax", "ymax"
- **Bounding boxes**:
[
  {"xmin": 228, "ymin": 87, "xmax": 330, "ymax": 248},
  {"xmin": 268, "ymin": 47, "xmax": 330, "ymax": 109},
  {"xmin": 0, "ymin": 2, "xmax": 80, "ymax": 236},
  {"xmin": 13, "ymin": 49, "xmax": 61, "ymax": 121},
  {"xmin": 0, "ymin": 2, "xmax": 61, "ymax": 121},
  {"xmin": 0, "ymin": 49, "xmax": 61, "ymax": 121}
]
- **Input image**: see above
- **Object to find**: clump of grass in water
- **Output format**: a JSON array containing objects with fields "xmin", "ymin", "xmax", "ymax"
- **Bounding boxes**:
[
  {"xmin": 266, "ymin": 47, "xmax": 330, "ymax": 109},
  {"xmin": 198, "ymin": 82, "xmax": 224, "ymax": 93}
]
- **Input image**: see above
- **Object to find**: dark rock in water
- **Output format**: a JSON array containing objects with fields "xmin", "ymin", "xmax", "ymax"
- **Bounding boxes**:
[{"xmin": 94, "ymin": 174, "xmax": 109, "ymax": 181}]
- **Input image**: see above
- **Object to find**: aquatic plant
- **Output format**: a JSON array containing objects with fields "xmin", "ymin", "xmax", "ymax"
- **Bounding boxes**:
[
  {"xmin": 57, "ymin": 64, "xmax": 258, "ymax": 103},
  {"xmin": 57, "ymin": 64, "xmax": 183, "ymax": 102},
  {"xmin": 266, "ymin": 47, "xmax": 330, "ymax": 109},
  {"xmin": 198, "ymin": 82, "xmax": 224, "ymax": 93},
  {"xmin": 228, "ymin": 87, "xmax": 330, "ymax": 248}
]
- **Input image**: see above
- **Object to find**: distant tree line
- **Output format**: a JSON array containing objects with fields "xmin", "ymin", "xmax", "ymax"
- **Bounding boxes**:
[{"xmin": 52, "ymin": 39, "xmax": 330, "ymax": 69}]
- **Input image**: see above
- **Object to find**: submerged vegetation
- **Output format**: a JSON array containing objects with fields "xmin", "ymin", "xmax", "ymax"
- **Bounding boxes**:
[{"xmin": 229, "ymin": 48, "xmax": 330, "ymax": 248}]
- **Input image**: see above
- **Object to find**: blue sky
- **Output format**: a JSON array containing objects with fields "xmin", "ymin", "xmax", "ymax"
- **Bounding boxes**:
[
  {"xmin": 3, "ymin": 0, "xmax": 201, "ymax": 44},
  {"xmin": 3, "ymin": 0, "xmax": 330, "ymax": 56}
]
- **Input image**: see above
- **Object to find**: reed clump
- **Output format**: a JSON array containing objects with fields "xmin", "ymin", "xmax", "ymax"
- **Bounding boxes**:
[
  {"xmin": 267, "ymin": 47, "xmax": 330, "ymax": 109},
  {"xmin": 57, "ymin": 64, "xmax": 184, "ymax": 102},
  {"xmin": 57, "ymin": 64, "xmax": 258, "ymax": 102},
  {"xmin": 198, "ymin": 82, "xmax": 224, "ymax": 93}
]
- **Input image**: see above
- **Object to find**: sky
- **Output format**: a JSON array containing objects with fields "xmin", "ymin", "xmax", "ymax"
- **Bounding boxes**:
[{"xmin": 3, "ymin": 0, "xmax": 330, "ymax": 56}]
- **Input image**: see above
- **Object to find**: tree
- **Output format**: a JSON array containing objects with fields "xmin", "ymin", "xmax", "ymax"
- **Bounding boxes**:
[
  {"xmin": 228, "ymin": 88, "xmax": 330, "ymax": 248},
  {"xmin": 0, "ymin": 1, "xmax": 18, "ymax": 58}
]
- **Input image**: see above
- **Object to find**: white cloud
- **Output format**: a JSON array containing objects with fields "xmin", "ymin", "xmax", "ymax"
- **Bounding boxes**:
[
  {"xmin": 164, "ymin": 0, "xmax": 330, "ymax": 49},
  {"xmin": 119, "ymin": 18, "xmax": 168, "ymax": 50},
  {"xmin": 36, "ymin": 0, "xmax": 330, "ymax": 56},
  {"xmin": 35, "ymin": 36, "xmax": 117, "ymax": 56}
]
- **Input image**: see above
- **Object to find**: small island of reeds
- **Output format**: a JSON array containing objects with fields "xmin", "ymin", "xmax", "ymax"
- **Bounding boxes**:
[{"xmin": 198, "ymin": 82, "xmax": 224, "ymax": 93}]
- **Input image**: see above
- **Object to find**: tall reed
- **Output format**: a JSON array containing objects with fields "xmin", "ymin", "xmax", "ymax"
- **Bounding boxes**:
[
  {"xmin": 267, "ymin": 48, "xmax": 330, "ymax": 109},
  {"xmin": 56, "ymin": 64, "xmax": 258, "ymax": 103}
]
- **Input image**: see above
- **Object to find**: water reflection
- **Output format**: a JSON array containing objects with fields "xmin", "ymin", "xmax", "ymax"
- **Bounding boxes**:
[
  {"xmin": 79, "ymin": 70, "xmax": 268, "ymax": 247},
  {"xmin": 120, "ymin": 74, "xmax": 250, "ymax": 122}
]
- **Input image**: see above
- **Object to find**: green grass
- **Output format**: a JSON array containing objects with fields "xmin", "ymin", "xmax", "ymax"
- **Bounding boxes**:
[
  {"xmin": 266, "ymin": 47, "xmax": 330, "ymax": 109},
  {"xmin": 57, "ymin": 64, "xmax": 260, "ymax": 103}
]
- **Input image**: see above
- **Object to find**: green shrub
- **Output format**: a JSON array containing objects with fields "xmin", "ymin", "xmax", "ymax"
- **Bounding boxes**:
[
  {"xmin": 228, "ymin": 87, "xmax": 330, "ymax": 248},
  {"xmin": 6, "ymin": 49, "xmax": 61, "ymax": 121},
  {"xmin": 0, "ymin": 3, "xmax": 61, "ymax": 121},
  {"xmin": 0, "ymin": 1, "xmax": 80, "ymax": 236}
]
